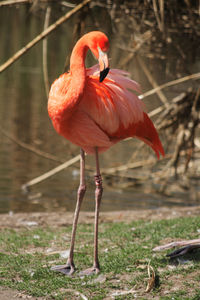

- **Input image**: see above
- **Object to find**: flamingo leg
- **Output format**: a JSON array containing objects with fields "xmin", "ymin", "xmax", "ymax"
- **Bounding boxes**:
[
  {"xmin": 80, "ymin": 147, "xmax": 103, "ymax": 275},
  {"xmin": 51, "ymin": 148, "xmax": 86, "ymax": 275},
  {"xmin": 93, "ymin": 147, "xmax": 103, "ymax": 272}
]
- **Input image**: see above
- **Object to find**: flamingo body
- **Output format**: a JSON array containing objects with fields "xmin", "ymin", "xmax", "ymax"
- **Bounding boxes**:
[
  {"xmin": 48, "ymin": 31, "xmax": 164, "ymax": 276},
  {"xmin": 48, "ymin": 37, "xmax": 164, "ymax": 157}
]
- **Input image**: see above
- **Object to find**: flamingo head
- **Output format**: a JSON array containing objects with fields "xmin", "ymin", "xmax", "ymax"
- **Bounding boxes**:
[{"xmin": 87, "ymin": 31, "xmax": 110, "ymax": 82}]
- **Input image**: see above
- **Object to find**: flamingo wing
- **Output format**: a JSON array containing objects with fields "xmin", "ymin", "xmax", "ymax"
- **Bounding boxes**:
[
  {"xmin": 78, "ymin": 67, "xmax": 164, "ymax": 157},
  {"xmin": 79, "ymin": 68, "xmax": 144, "ymax": 133}
]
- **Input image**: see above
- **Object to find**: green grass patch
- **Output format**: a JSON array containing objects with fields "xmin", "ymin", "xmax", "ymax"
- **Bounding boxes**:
[{"xmin": 0, "ymin": 216, "xmax": 200, "ymax": 299}]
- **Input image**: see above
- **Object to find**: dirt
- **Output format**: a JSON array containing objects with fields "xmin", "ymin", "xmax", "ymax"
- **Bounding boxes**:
[
  {"xmin": 0, "ymin": 287, "xmax": 45, "ymax": 300},
  {"xmin": 1, "ymin": 205, "xmax": 200, "ymax": 229}
]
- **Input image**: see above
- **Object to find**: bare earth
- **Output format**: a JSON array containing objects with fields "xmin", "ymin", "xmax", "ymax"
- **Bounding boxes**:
[
  {"xmin": 1, "ymin": 206, "xmax": 200, "ymax": 299},
  {"xmin": 1, "ymin": 206, "xmax": 200, "ymax": 228}
]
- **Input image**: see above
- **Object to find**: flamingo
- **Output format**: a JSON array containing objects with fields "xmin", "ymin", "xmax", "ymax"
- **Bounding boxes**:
[{"xmin": 48, "ymin": 31, "xmax": 164, "ymax": 276}]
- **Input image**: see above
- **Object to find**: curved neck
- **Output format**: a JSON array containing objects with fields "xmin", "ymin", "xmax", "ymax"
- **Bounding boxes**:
[
  {"xmin": 70, "ymin": 38, "xmax": 89, "ymax": 79},
  {"xmin": 54, "ymin": 37, "xmax": 89, "ymax": 122}
]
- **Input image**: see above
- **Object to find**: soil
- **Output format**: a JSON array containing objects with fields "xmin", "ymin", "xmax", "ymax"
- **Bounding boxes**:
[
  {"xmin": 1, "ymin": 206, "xmax": 200, "ymax": 229},
  {"xmin": 0, "ymin": 287, "xmax": 45, "ymax": 300}
]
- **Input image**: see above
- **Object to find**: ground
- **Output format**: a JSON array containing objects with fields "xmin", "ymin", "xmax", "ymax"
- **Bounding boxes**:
[
  {"xmin": 1, "ymin": 206, "xmax": 200, "ymax": 229},
  {"xmin": 1, "ymin": 206, "xmax": 200, "ymax": 300}
]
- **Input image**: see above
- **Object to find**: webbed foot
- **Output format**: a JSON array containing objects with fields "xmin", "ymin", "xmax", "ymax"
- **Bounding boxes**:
[{"xmin": 51, "ymin": 263, "xmax": 75, "ymax": 276}]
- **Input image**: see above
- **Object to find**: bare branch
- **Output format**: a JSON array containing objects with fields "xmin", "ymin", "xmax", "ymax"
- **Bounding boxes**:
[
  {"xmin": 0, "ymin": 0, "xmax": 30, "ymax": 7},
  {"xmin": 153, "ymin": 239, "xmax": 200, "ymax": 252},
  {"xmin": 22, "ymin": 155, "xmax": 80, "ymax": 190},
  {"xmin": 140, "ymin": 72, "xmax": 200, "ymax": 100},
  {"xmin": 42, "ymin": 6, "xmax": 51, "ymax": 99},
  {"xmin": 137, "ymin": 55, "xmax": 169, "ymax": 107},
  {"xmin": 0, "ymin": 0, "xmax": 91, "ymax": 73}
]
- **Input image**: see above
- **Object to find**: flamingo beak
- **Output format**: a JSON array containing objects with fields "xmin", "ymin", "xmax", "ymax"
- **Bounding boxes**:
[{"xmin": 98, "ymin": 47, "xmax": 110, "ymax": 82}]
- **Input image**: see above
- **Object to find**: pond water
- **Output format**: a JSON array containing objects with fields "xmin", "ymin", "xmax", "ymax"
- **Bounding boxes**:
[{"xmin": 0, "ymin": 3, "xmax": 199, "ymax": 213}]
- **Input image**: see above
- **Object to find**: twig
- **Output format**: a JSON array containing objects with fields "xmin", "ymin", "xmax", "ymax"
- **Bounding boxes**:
[
  {"xmin": 148, "ymin": 105, "xmax": 165, "ymax": 117},
  {"xmin": 101, "ymin": 158, "xmax": 155, "ymax": 175},
  {"xmin": 0, "ymin": 0, "xmax": 30, "ymax": 7},
  {"xmin": 140, "ymin": 72, "xmax": 200, "ymax": 100},
  {"xmin": 137, "ymin": 56, "xmax": 169, "ymax": 107},
  {"xmin": 152, "ymin": 0, "xmax": 164, "ymax": 32},
  {"xmin": 159, "ymin": 0, "xmax": 165, "ymax": 32},
  {"xmin": 42, "ymin": 6, "xmax": 51, "ymax": 99},
  {"xmin": 22, "ymin": 154, "xmax": 80, "ymax": 190},
  {"xmin": 0, "ymin": 0, "xmax": 91, "ymax": 73},
  {"xmin": 152, "ymin": 0, "xmax": 161, "ymax": 31},
  {"xmin": 118, "ymin": 30, "xmax": 152, "ymax": 68},
  {"xmin": 61, "ymin": 1, "xmax": 76, "ymax": 8}
]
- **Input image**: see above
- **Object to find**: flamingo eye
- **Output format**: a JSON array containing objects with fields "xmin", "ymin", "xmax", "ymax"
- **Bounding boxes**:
[{"xmin": 98, "ymin": 39, "xmax": 109, "ymax": 52}]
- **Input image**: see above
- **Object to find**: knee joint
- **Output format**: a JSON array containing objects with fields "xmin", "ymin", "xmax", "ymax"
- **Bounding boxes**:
[{"xmin": 78, "ymin": 184, "xmax": 86, "ymax": 198}]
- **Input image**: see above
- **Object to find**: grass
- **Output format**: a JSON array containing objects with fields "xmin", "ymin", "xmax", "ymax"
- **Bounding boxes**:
[{"xmin": 0, "ymin": 216, "xmax": 200, "ymax": 299}]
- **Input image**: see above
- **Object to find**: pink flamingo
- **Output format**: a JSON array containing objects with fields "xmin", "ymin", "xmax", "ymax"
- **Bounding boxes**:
[{"xmin": 48, "ymin": 31, "xmax": 164, "ymax": 275}]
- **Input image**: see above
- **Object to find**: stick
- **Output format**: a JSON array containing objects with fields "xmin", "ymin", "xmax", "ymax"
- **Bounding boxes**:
[
  {"xmin": 137, "ymin": 56, "xmax": 169, "ymax": 107},
  {"xmin": 153, "ymin": 239, "xmax": 200, "ymax": 252},
  {"xmin": 140, "ymin": 72, "xmax": 200, "ymax": 99},
  {"xmin": 101, "ymin": 158, "xmax": 155, "ymax": 174},
  {"xmin": 159, "ymin": 0, "xmax": 164, "ymax": 32},
  {"xmin": 148, "ymin": 105, "xmax": 164, "ymax": 117},
  {"xmin": 42, "ymin": 6, "xmax": 51, "ymax": 99},
  {"xmin": 0, "ymin": 0, "xmax": 91, "ymax": 73},
  {"xmin": 152, "ymin": 0, "xmax": 162, "ymax": 32},
  {"xmin": 22, "ymin": 154, "xmax": 80, "ymax": 190},
  {"xmin": 0, "ymin": 0, "xmax": 29, "ymax": 7}
]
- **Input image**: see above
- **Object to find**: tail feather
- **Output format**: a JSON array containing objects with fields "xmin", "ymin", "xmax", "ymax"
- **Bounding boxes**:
[
  {"xmin": 110, "ymin": 112, "xmax": 164, "ymax": 158},
  {"xmin": 135, "ymin": 113, "xmax": 165, "ymax": 159}
]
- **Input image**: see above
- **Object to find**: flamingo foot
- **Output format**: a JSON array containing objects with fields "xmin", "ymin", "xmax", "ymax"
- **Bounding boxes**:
[
  {"xmin": 51, "ymin": 263, "xmax": 75, "ymax": 276},
  {"xmin": 79, "ymin": 266, "xmax": 100, "ymax": 276}
]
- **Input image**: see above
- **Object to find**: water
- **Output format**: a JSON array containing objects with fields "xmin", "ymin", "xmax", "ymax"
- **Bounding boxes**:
[{"xmin": 0, "ymin": 3, "xmax": 199, "ymax": 213}]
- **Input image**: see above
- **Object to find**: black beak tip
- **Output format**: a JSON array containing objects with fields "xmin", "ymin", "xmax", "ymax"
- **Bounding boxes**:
[{"xmin": 99, "ymin": 67, "xmax": 110, "ymax": 82}]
